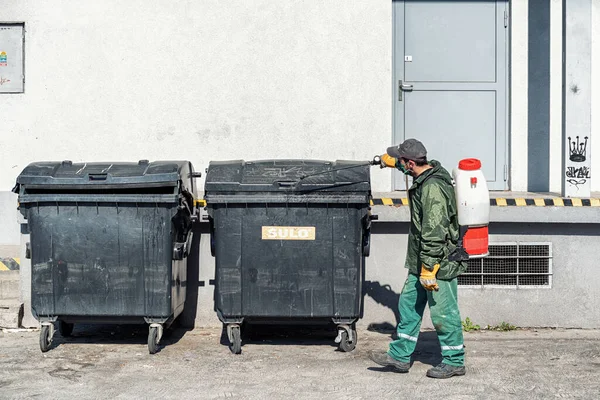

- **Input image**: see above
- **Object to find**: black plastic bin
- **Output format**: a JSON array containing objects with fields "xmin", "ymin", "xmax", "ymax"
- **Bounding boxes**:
[
  {"xmin": 204, "ymin": 159, "xmax": 375, "ymax": 353},
  {"xmin": 13, "ymin": 160, "xmax": 200, "ymax": 353}
]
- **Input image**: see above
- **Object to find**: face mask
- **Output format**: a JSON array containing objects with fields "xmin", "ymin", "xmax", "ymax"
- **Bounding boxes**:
[{"xmin": 398, "ymin": 161, "xmax": 412, "ymax": 176}]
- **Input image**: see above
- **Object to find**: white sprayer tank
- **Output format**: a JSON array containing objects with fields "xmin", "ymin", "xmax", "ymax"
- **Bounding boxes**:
[{"xmin": 452, "ymin": 158, "xmax": 490, "ymax": 258}]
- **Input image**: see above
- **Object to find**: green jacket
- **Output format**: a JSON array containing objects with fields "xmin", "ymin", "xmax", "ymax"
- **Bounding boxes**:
[{"xmin": 402, "ymin": 160, "xmax": 467, "ymax": 279}]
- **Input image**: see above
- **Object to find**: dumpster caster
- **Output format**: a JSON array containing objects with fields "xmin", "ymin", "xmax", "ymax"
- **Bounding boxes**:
[
  {"xmin": 335, "ymin": 325, "xmax": 357, "ymax": 352},
  {"xmin": 227, "ymin": 324, "xmax": 242, "ymax": 355},
  {"xmin": 59, "ymin": 321, "xmax": 74, "ymax": 337},
  {"xmin": 148, "ymin": 324, "xmax": 163, "ymax": 354},
  {"xmin": 39, "ymin": 323, "xmax": 54, "ymax": 353}
]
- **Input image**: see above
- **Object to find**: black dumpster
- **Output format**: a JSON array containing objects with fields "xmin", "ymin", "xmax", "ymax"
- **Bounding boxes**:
[
  {"xmin": 13, "ymin": 160, "xmax": 199, "ymax": 353},
  {"xmin": 204, "ymin": 159, "xmax": 374, "ymax": 353}
]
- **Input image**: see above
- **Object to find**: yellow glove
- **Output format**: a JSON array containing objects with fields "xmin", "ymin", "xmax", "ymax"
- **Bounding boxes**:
[
  {"xmin": 381, "ymin": 154, "xmax": 397, "ymax": 168},
  {"xmin": 419, "ymin": 264, "xmax": 440, "ymax": 291}
]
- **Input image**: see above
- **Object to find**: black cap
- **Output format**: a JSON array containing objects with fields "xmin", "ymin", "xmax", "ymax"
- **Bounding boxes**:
[{"xmin": 387, "ymin": 138, "xmax": 427, "ymax": 161}]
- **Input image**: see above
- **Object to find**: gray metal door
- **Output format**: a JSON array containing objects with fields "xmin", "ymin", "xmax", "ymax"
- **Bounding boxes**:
[{"xmin": 393, "ymin": 1, "xmax": 508, "ymax": 190}]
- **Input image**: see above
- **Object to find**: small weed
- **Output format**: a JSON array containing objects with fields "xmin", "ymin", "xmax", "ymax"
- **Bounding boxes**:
[
  {"xmin": 487, "ymin": 321, "xmax": 518, "ymax": 331},
  {"xmin": 462, "ymin": 317, "xmax": 480, "ymax": 332}
]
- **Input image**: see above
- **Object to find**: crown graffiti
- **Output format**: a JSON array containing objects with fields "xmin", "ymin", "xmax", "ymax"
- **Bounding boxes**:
[{"xmin": 569, "ymin": 136, "xmax": 588, "ymax": 162}]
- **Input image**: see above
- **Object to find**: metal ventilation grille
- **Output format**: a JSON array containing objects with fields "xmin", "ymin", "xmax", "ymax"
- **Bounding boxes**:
[{"xmin": 458, "ymin": 242, "xmax": 552, "ymax": 288}]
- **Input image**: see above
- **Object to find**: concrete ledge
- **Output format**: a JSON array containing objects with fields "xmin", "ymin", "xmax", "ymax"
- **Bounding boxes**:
[
  {"xmin": 371, "ymin": 203, "xmax": 600, "ymax": 224},
  {"xmin": 488, "ymin": 206, "xmax": 600, "ymax": 223},
  {"xmin": 0, "ymin": 270, "xmax": 19, "ymax": 300},
  {"xmin": 0, "ymin": 245, "xmax": 20, "ymax": 259},
  {"xmin": 371, "ymin": 197, "xmax": 600, "ymax": 207},
  {"xmin": 0, "ymin": 299, "xmax": 23, "ymax": 328}
]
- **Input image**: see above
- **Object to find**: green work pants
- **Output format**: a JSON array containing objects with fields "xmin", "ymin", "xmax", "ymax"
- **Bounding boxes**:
[{"xmin": 388, "ymin": 273, "xmax": 465, "ymax": 366}]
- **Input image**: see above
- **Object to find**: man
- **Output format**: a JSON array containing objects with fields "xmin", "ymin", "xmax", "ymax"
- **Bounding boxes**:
[{"xmin": 369, "ymin": 138, "xmax": 468, "ymax": 379}]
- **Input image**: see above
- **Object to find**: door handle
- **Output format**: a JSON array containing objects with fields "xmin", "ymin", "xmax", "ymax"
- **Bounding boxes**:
[
  {"xmin": 398, "ymin": 80, "xmax": 413, "ymax": 101},
  {"xmin": 401, "ymin": 82, "xmax": 414, "ymax": 91}
]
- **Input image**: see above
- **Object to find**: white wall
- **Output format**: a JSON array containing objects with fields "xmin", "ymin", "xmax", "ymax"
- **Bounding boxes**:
[
  {"xmin": 509, "ymin": 0, "xmax": 600, "ymax": 194},
  {"xmin": 592, "ymin": 0, "xmax": 600, "ymax": 193},
  {"xmin": 1, "ymin": 1, "xmax": 598, "ymax": 198},
  {"xmin": 0, "ymin": 193, "xmax": 19, "ymax": 245},
  {"xmin": 1, "ymin": 1, "xmax": 392, "ymax": 193},
  {"xmin": 549, "ymin": 0, "xmax": 563, "ymax": 193},
  {"xmin": 551, "ymin": 0, "xmax": 598, "ymax": 194},
  {"xmin": 510, "ymin": 0, "xmax": 529, "ymax": 192}
]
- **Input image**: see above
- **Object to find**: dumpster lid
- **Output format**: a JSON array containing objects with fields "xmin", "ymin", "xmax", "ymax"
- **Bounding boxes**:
[
  {"xmin": 15, "ymin": 160, "xmax": 190, "ymax": 189},
  {"xmin": 204, "ymin": 159, "xmax": 371, "ymax": 194}
]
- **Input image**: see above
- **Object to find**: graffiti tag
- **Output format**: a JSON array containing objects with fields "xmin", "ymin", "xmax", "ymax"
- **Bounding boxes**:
[
  {"xmin": 568, "ymin": 136, "xmax": 588, "ymax": 162},
  {"xmin": 565, "ymin": 166, "xmax": 590, "ymax": 179},
  {"xmin": 567, "ymin": 179, "xmax": 586, "ymax": 190}
]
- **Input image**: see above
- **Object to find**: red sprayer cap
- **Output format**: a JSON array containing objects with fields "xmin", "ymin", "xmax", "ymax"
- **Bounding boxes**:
[{"xmin": 458, "ymin": 158, "xmax": 482, "ymax": 171}]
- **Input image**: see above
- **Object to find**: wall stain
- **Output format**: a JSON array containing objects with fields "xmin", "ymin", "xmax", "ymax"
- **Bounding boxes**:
[
  {"xmin": 195, "ymin": 123, "xmax": 233, "ymax": 141},
  {"xmin": 156, "ymin": 127, "xmax": 176, "ymax": 141},
  {"xmin": 195, "ymin": 129, "xmax": 211, "ymax": 140},
  {"xmin": 570, "ymin": 84, "xmax": 580, "ymax": 94}
]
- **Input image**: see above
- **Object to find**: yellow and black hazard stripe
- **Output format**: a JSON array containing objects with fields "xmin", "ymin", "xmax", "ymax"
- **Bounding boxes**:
[
  {"xmin": 0, "ymin": 258, "xmax": 20, "ymax": 271},
  {"xmin": 370, "ymin": 198, "xmax": 409, "ymax": 206},
  {"xmin": 370, "ymin": 198, "xmax": 600, "ymax": 207},
  {"xmin": 489, "ymin": 198, "xmax": 600, "ymax": 207},
  {"xmin": 196, "ymin": 197, "xmax": 600, "ymax": 207}
]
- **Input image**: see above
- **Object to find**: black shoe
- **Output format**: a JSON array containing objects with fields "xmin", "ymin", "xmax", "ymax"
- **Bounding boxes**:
[
  {"xmin": 426, "ymin": 363, "xmax": 466, "ymax": 379},
  {"xmin": 368, "ymin": 351, "xmax": 410, "ymax": 373}
]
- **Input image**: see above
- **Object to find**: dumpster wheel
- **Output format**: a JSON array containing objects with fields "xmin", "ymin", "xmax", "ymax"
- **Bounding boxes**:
[
  {"xmin": 228, "ymin": 325, "xmax": 242, "ymax": 355},
  {"xmin": 59, "ymin": 321, "xmax": 74, "ymax": 337},
  {"xmin": 148, "ymin": 326, "xmax": 159, "ymax": 354},
  {"xmin": 336, "ymin": 326, "xmax": 357, "ymax": 352},
  {"xmin": 39, "ymin": 324, "xmax": 53, "ymax": 353}
]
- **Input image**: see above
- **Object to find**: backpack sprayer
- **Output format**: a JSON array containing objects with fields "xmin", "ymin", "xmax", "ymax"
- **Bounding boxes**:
[{"xmin": 370, "ymin": 154, "xmax": 490, "ymax": 260}]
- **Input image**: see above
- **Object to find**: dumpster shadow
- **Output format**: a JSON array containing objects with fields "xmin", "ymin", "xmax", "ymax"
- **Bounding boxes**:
[
  {"xmin": 363, "ymin": 280, "xmax": 400, "ymax": 337},
  {"xmin": 179, "ymin": 223, "xmax": 205, "ymax": 329},
  {"xmin": 50, "ymin": 322, "xmax": 190, "ymax": 353},
  {"xmin": 51, "ymin": 324, "xmax": 149, "ymax": 349},
  {"xmin": 219, "ymin": 323, "xmax": 339, "ymax": 350}
]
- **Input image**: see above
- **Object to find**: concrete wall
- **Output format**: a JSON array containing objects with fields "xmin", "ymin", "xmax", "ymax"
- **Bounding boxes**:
[
  {"xmin": 15, "ymin": 203, "xmax": 600, "ymax": 329},
  {"xmin": 458, "ymin": 223, "xmax": 599, "ymax": 328},
  {"xmin": 19, "ymin": 213, "xmax": 595, "ymax": 329},
  {"xmin": 178, "ymin": 216, "xmax": 600, "ymax": 330}
]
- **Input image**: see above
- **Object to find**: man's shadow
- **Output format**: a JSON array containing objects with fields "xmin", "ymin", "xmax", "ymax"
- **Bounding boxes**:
[
  {"xmin": 363, "ymin": 280, "xmax": 442, "ymax": 367},
  {"xmin": 363, "ymin": 281, "xmax": 400, "ymax": 334}
]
